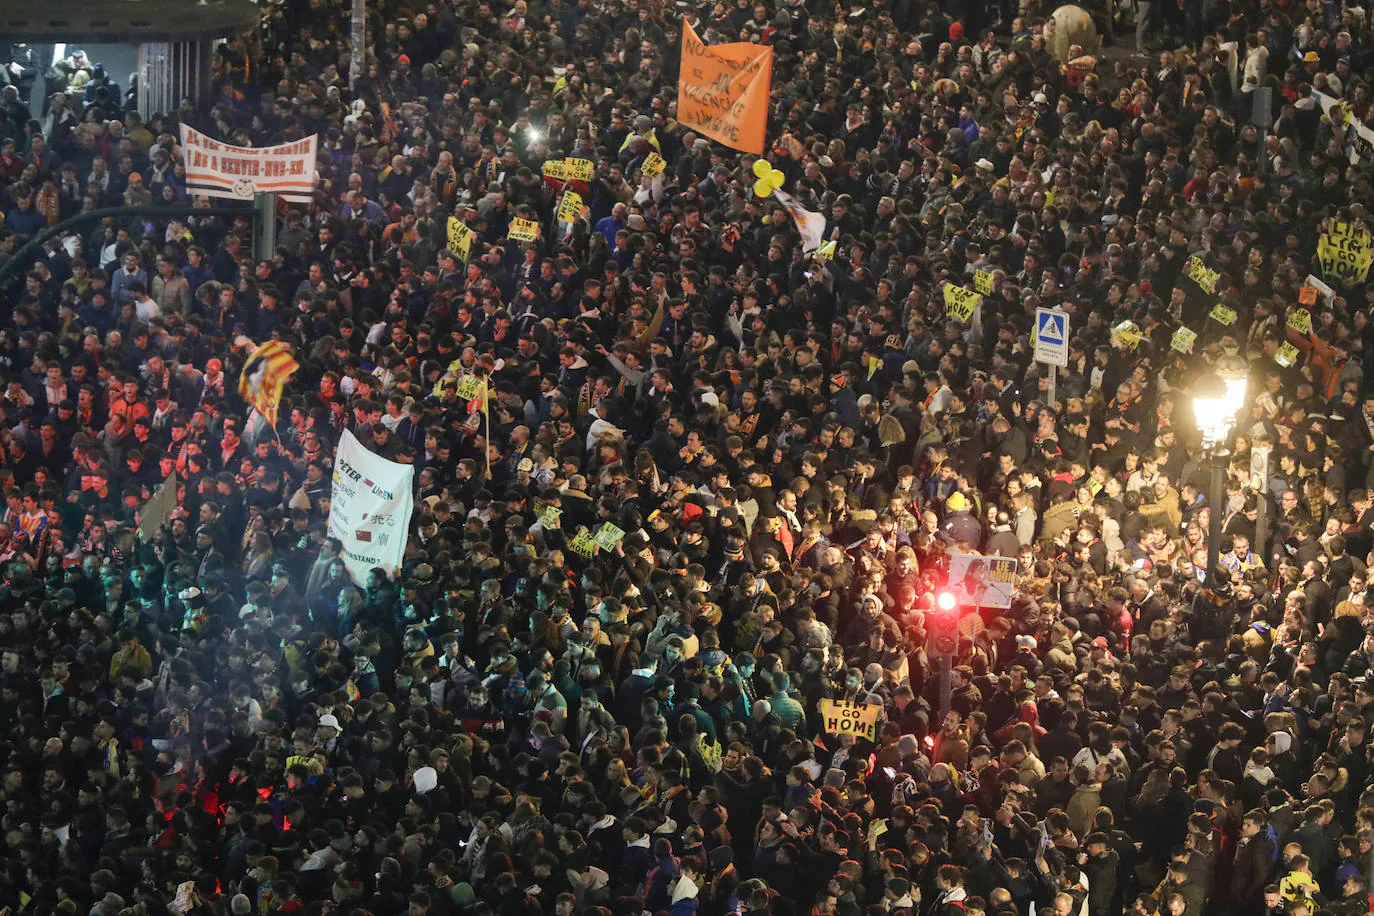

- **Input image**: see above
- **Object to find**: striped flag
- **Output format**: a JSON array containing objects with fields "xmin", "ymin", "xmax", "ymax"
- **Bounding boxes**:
[{"xmin": 237, "ymin": 340, "xmax": 299, "ymax": 426}]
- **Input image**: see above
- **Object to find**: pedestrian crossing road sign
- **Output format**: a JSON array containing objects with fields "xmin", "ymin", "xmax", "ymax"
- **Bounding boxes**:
[{"xmin": 1035, "ymin": 308, "xmax": 1069, "ymax": 367}]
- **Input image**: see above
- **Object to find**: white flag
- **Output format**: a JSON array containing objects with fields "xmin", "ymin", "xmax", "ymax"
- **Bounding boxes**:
[
  {"xmin": 327, "ymin": 429, "xmax": 415, "ymax": 583},
  {"xmin": 773, "ymin": 189, "xmax": 827, "ymax": 253}
]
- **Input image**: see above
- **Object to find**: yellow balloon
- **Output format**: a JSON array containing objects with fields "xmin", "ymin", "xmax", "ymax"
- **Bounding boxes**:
[
  {"xmin": 767, "ymin": 169, "xmax": 786, "ymax": 189},
  {"xmin": 753, "ymin": 178, "xmax": 773, "ymax": 198},
  {"xmin": 752, "ymin": 159, "xmax": 773, "ymax": 179}
]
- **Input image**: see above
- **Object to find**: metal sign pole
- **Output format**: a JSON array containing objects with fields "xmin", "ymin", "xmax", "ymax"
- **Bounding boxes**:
[
  {"xmin": 938, "ymin": 650, "xmax": 953, "ymax": 723},
  {"xmin": 254, "ymin": 193, "xmax": 276, "ymax": 262}
]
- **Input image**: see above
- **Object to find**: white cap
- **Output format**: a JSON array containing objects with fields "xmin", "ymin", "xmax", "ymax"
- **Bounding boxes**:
[{"xmin": 318, "ymin": 713, "xmax": 341, "ymax": 729}]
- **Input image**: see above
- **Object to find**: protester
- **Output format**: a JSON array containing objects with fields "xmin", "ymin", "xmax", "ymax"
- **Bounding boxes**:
[{"xmin": 0, "ymin": 3, "xmax": 1373, "ymax": 916}]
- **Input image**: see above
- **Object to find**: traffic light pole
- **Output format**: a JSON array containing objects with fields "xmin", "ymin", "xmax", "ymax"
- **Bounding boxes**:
[
  {"xmin": 937, "ymin": 649, "xmax": 953, "ymax": 723},
  {"xmin": 930, "ymin": 590, "xmax": 959, "ymax": 723}
]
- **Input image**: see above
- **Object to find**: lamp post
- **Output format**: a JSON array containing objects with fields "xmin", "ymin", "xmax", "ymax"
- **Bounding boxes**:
[{"xmin": 1192, "ymin": 357, "xmax": 1249, "ymax": 585}]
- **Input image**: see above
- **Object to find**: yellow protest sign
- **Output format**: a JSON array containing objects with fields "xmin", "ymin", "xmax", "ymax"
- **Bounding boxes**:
[
  {"xmin": 538, "ymin": 504, "xmax": 562, "ymax": 528},
  {"xmin": 1276, "ymin": 341, "xmax": 1300, "ymax": 368},
  {"xmin": 867, "ymin": 356, "xmax": 880, "ymax": 380},
  {"xmin": 542, "ymin": 160, "xmax": 569, "ymax": 180},
  {"xmin": 568, "ymin": 528, "xmax": 598, "ymax": 557},
  {"xmin": 1171, "ymin": 327, "xmax": 1197, "ymax": 353},
  {"xmin": 641, "ymin": 151, "xmax": 666, "ymax": 178},
  {"xmin": 1186, "ymin": 256, "xmax": 1220, "ymax": 294},
  {"xmin": 1287, "ymin": 308, "xmax": 1312, "ymax": 334},
  {"xmin": 1112, "ymin": 320, "xmax": 1142, "ymax": 350},
  {"xmin": 564, "ymin": 158, "xmax": 594, "ymax": 182},
  {"xmin": 944, "ymin": 285, "xmax": 982, "ymax": 322},
  {"xmin": 1329, "ymin": 218, "xmax": 1368, "ymax": 241},
  {"xmin": 593, "ymin": 522, "xmax": 625, "ymax": 551},
  {"xmin": 973, "ymin": 269, "xmax": 994, "ymax": 296},
  {"xmin": 1209, "ymin": 304, "xmax": 1237, "ymax": 326},
  {"xmin": 557, "ymin": 190, "xmax": 584, "ymax": 223},
  {"xmin": 818, "ymin": 698, "xmax": 880, "ymax": 741},
  {"xmin": 1317, "ymin": 231, "xmax": 1373, "ymax": 283},
  {"xmin": 509, "ymin": 218, "xmax": 541, "ymax": 242},
  {"xmin": 455, "ymin": 374, "xmax": 484, "ymax": 401},
  {"xmin": 446, "ymin": 217, "xmax": 474, "ymax": 263}
]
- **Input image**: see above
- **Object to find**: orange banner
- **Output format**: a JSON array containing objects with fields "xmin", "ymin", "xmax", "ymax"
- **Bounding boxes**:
[{"xmin": 677, "ymin": 20, "xmax": 773, "ymax": 154}]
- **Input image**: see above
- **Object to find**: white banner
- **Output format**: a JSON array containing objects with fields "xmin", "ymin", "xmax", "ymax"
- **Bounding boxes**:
[
  {"xmin": 948, "ymin": 554, "xmax": 1018, "ymax": 609},
  {"xmin": 773, "ymin": 189, "xmax": 827, "ymax": 253},
  {"xmin": 327, "ymin": 429, "xmax": 415, "ymax": 583},
  {"xmin": 1315, "ymin": 91, "xmax": 1374, "ymax": 165},
  {"xmin": 178, "ymin": 124, "xmax": 318, "ymax": 203}
]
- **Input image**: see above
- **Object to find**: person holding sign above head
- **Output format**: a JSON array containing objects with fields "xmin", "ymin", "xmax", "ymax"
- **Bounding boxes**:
[{"xmin": 1285, "ymin": 320, "xmax": 1352, "ymax": 400}]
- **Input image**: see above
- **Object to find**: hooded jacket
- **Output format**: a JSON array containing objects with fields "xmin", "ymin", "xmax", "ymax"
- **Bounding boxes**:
[{"xmin": 670, "ymin": 875, "xmax": 700, "ymax": 916}]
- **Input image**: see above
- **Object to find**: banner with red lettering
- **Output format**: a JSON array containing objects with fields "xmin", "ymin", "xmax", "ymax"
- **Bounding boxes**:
[{"xmin": 178, "ymin": 124, "xmax": 318, "ymax": 203}]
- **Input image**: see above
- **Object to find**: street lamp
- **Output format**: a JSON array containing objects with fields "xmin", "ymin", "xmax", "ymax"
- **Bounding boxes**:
[{"xmin": 1192, "ymin": 357, "xmax": 1248, "ymax": 585}]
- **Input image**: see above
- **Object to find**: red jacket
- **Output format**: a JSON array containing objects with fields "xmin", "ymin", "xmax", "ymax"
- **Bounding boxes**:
[{"xmin": 1286, "ymin": 326, "xmax": 1347, "ymax": 398}]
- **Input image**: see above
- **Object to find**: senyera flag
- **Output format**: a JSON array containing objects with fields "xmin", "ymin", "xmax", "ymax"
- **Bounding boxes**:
[
  {"xmin": 677, "ymin": 20, "xmax": 772, "ymax": 154},
  {"xmin": 179, "ymin": 123, "xmax": 318, "ymax": 203},
  {"xmin": 237, "ymin": 340, "xmax": 299, "ymax": 427}
]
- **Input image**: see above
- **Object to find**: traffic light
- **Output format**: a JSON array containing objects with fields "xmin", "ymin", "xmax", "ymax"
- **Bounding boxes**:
[
  {"xmin": 926, "ymin": 589, "xmax": 961, "ymax": 721},
  {"xmin": 928, "ymin": 590, "xmax": 959, "ymax": 655}
]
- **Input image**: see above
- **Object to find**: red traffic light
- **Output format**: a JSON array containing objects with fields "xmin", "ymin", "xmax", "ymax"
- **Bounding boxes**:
[{"xmin": 936, "ymin": 591, "xmax": 957, "ymax": 612}]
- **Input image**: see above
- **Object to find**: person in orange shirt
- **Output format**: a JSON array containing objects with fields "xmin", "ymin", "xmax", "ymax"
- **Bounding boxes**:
[
  {"xmin": 107, "ymin": 376, "xmax": 151, "ymax": 425},
  {"xmin": 382, "ymin": 210, "xmax": 421, "ymax": 248}
]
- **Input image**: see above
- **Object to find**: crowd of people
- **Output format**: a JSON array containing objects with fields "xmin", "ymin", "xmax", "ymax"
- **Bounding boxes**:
[{"xmin": 2, "ymin": 0, "xmax": 1374, "ymax": 915}]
